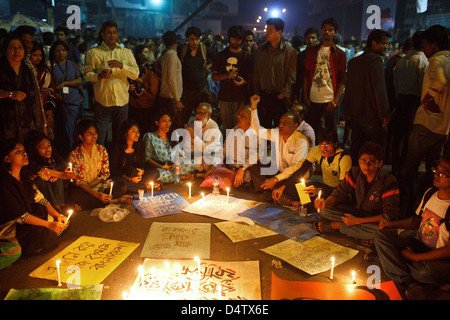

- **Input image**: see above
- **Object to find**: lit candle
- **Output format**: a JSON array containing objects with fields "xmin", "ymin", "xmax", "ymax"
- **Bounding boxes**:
[
  {"xmin": 226, "ymin": 187, "xmax": 230, "ymax": 202},
  {"xmin": 109, "ymin": 181, "xmax": 114, "ymax": 196},
  {"xmin": 188, "ymin": 182, "xmax": 192, "ymax": 198},
  {"xmin": 56, "ymin": 259, "xmax": 62, "ymax": 286},
  {"xmin": 65, "ymin": 209, "xmax": 73, "ymax": 226},
  {"xmin": 68, "ymin": 162, "xmax": 72, "ymax": 172},
  {"xmin": 150, "ymin": 181, "xmax": 154, "ymax": 197},
  {"xmin": 351, "ymin": 270, "xmax": 356, "ymax": 284},
  {"xmin": 201, "ymin": 192, "xmax": 205, "ymax": 198},
  {"xmin": 329, "ymin": 256, "xmax": 335, "ymax": 279},
  {"xmin": 194, "ymin": 256, "xmax": 201, "ymax": 295},
  {"xmin": 138, "ymin": 265, "xmax": 145, "ymax": 288},
  {"xmin": 123, "ymin": 291, "xmax": 128, "ymax": 300},
  {"xmin": 317, "ymin": 189, "xmax": 322, "ymax": 213}
]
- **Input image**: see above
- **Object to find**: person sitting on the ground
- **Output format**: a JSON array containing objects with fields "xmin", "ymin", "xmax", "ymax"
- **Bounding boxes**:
[
  {"xmin": 248, "ymin": 94, "xmax": 309, "ymax": 200},
  {"xmin": 272, "ymin": 129, "xmax": 352, "ymax": 207},
  {"xmin": 185, "ymin": 102, "xmax": 223, "ymax": 173},
  {"xmin": 0, "ymin": 139, "xmax": 67, "ymax": 257},
  {"xmin": 109, "ymin": 120, "xmax": 161, "ymax": 194},
  {"xmin": 371, "ymin": 151, "xmax": 450, "ymax": 300},
  {"xmin": 67, "ymin": 119, "xmax": 129, "ymax": 211},
  {"xmin": 313, "ymin": 141, "xmax": 399, "ymax": 246},
  {"xmin": 290, "ymin": 102, "xmax": 316, "ymax": 147},
  {"xmin": 143, "ymin": 111, "xmax": 196, "ymax": 183},
  {"xmin": 24, "ymin": 130, "xmax": 75, "ymax": 212}
]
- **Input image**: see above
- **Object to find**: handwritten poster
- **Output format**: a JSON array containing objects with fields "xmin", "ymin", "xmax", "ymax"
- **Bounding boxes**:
[
  {"xmin": 271, "ymin": 272, "xmax": 402, "ymax": 300},
  {"xmin": 132, "ymin": 190, "xmax": 190, "ymax": 219},
  {"xmin": 140, "ymin": 222, "xmax": 211, "ymax": 259},
  {"xmin": 126, "ymin": 259, "xmax": 261, "ymax": 300},
  {"xmin": 214, "ymin": 221, "xmax": 278, "ymax": 243},
  {"xmin": 29, "ymin": 236, "xmax": 139, "ymax": 285},
  {"xmin": 183, "ymin": 194, "xmax": 257, "ymax": 223},
  {"xmin": 239, "ymin": 203, "xmax": 319, "ymax": 242},
  {"xmin": 261, "ymin": 237, "xmax": 359, "ymax": 275},
  {"xmin": 4, "ymin": 285, "xmax": 103, "ymax": 300}
]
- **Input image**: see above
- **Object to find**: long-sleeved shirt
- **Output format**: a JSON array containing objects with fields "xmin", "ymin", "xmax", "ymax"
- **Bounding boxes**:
[
  {"xmin": 413, "ymin": 50, "xmax": 450, "ymax": 136},
  {"xmin": 250, "ymin": 109, "xmax": 309, "ymax": 181},
  {"xmin": 253, "ymin": 40, "xmax": 297, "ymax": 99},
  {"xmin": 331, "ymin": 166, "xmax": 399, "ymax": 221},
  {"xmin": 394, "ymin": 50, "xmax": 428, "ymax": 97},
  {"xmin": 84, "ymin": 41, "xmax": 139, "ymax": 107},
  {"xmin": 159, "ymin": 49, "xmax": 183, "ymax": 102}
]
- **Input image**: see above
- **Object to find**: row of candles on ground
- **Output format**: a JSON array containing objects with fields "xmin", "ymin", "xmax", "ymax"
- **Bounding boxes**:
[
  {"xmin": 329, "ymin": 256, "xmax": 357, "ymax": 284},
  {"xmin": 122, "ymin": 257, "xmax": 224, "ymax": 300},
  {"xmin": 138, "ymin": 181, "xmax": 231, "ymax": 202}
]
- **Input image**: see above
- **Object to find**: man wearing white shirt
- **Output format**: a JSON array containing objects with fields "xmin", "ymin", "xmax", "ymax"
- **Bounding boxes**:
[
  {"xmin": 84, "ymin": 20, "xmax": 139, "ymax": 145},
  {"xmin": 186, "ymin": 103, "xmax": 223, "ymax": 172},
  {"xmin": 158, "ymin": 31, "xmax": 184, "ymax": 128},
  {"xmin": 248, "ymin": 95, "xmax": 309, "ymax": 198}
]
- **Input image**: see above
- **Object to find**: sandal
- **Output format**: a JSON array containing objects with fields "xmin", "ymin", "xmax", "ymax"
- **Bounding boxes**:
[
  {"xmin": 180, "ymin": 173, "xmax": 195, "ymax": 180},
  {"xmin": 313, "ymin": 221, "xmax": 335, "ymax": 234},
  {"xmin": 360, "ymin": 239, "xmax": 374, "ymax": 247}
]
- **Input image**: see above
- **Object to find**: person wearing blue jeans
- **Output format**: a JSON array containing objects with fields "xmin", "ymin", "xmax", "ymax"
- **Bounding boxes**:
[
  {"xmin": 314, "ymin": 141, "xmax": 399, "ymax": 246},
  {"xmin": 372, "ymin": 153, "xmax": 450, "ymax": 299}
]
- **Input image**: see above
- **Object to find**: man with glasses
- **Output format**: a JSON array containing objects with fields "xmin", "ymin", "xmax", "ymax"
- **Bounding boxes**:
[
  {"xmin": 271, "ymin": 129, "xmax": 351, "ymax": 207},
  {"xmin": 372, "ymin": 151, "xmax": 450, "ymax": 300},
  {"xmin": 343, "ymin": 29, "xmax": 391, "ymax": 163},
  {"xmin": 313, "ymin": 141, "xmax": 399, "ymax": 247}
]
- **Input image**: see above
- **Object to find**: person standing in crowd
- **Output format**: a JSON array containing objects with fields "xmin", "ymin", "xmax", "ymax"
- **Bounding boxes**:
[
  {"xmin": 293, "ymin": 27, "xmax": 319, "ymax": 103},
  {"xmin": 49, "ymin": 40, "xmax": 84, "ymax": 154},
  {"xmin": 0, "ymin": 35, "xmax": 47, "ymax": 142},
  {"xmin": 391, "ymin": 31, "xmax": 428, "ymax": 179},
  {"xmin": 400, "ymin": 25, "xmax": 450, "ymax": 218},
  {"xmin": 128, "ymin": 44, "xmax": 159, "ymax": 135},
  {"xmin": 0, "ymin": 139, "xmax": 66, "ymax": 257},
  {"xmin": 212, "ymin": 25, "xmax": 253, "ymax": 135},
  {"xmin": 158, "ymin": 30, "xmax": 184, "ymax": 129},
  {"xmin": 344, "ymin": 29, "xmax": 391, "ymax": 163},
  {"xmin": 54, "ymin": 25, "xmax": 81, "ymax": 64},
  {"xmin": 84, "ymin": 20, "xmax": 139, "ymax": 146},
  {"xmin": 303, "ymin": 18, "xmax": 346, "ymax": 142},
  {"xmin": 253, "ymin": 18, "xmax": 297, "ymax": 128},
  {"xmin": 178, "ymin": 26, "xmax": 215, "ymax": 129}
]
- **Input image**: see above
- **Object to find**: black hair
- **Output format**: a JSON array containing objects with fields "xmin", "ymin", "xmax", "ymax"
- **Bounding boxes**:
[
  {"xmin": 74, "ymin": 119, "xmax": 97, "ymax": 147},
  {"xmin": 423, "ymin": 24, "xmax": 448, "ymax": 51},
  {"xmin": 1, "ymin": 34, "xmax": 26, "ymax": 57},
  {"xmin": 281, "ymin": 111, "xmax": 300, "ymax": 126},
  {"xmin": 266, "ymin": 18, "xmax": 285, "ymax": 33},
  {"xmin": 0, "ymin": 138, "xmax": 21, "ymax": 171},
  {"xmin": 228, "ymin": 25, "xmax": 246, "ymax": 40},
  {"xmin": 23, "ymin": 130, "xmax": 52, "ymax": 165},
  {"xmin": 54, "ymin": 25, "xmax": 69, "ymax": 35},
  {"xmin": 321, "ymin": 18, "xmax": 338, "ymax": 31},
  {"xmin": 412, "ymin": 31, "xmax": 424, "ymax": 51},
  {"xmin": 48, "ymin": 40, "xmax": 70, "ymax": 65},
  {"xmin": 358, "ymin": 141, "xmax": 384, "ymax": 161},
  {"xmin": 42, "ymin": 32, "xmax": 55, "ymax": 46},
  {"xmin": 12, "ymin": 25, "xmax": 36, "ymax": 37},
  {"xmin": 162, "ymin": 30, "xmax": 177, "ymax": 47},
  {"xmin": 317, "ymin": 129, "xmax": 338, "ymax": 145},
  {"xmin": 185, "ymin": 26, "xmax": 202, "ymax": 38},
  {"xmin": 30, "ymin": 41, "xmax": 51, "ymax": 73},
  {"xmin": 118, "ymin": 119, "xmax": 140, "ymax": 150},
  {"xmin": 304, "ymin": 27, "xmax": 319, "ymax": 39},
  {"xmin": 366, "ymin": 29, "xmax": 392, "ymax": 49}
]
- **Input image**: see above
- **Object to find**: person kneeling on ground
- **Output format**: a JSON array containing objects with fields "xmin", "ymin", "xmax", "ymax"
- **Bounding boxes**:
[
  {"xmin": 371, "ymin": 152, "xmax": 450, "ymax": 300},
  {"xmin": 314, "ymin": 141, "xmax": 399, "ymax": 246}
]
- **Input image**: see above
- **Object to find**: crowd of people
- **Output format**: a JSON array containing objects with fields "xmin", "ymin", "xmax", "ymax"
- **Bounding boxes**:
[{"xmin": 0, "ymin": 16, "xmax": 449, "ymax": 300}]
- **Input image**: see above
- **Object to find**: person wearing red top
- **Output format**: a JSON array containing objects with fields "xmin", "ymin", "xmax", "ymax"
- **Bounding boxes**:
[{"xmin": 303, "ymin": 18, "xmax": 346, "ymax": 145}]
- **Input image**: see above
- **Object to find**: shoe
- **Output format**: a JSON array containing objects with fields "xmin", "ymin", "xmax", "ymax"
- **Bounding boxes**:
[
  {"xmin": 364, "ymin": 251, "xmax": 379, "ymax": 264},
  {"xmin": 405, "ymin": 282, "xmax": 426, "ymax": 300}
]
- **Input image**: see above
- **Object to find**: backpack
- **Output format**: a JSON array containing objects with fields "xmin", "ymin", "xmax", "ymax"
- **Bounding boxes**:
[
  {"xmin": 179, "ymin": 43, "xmax": 208, "ymax": 73},
  {"xmin": 318, "ymin": 151, "xmax": 350, "ymax": 177},
  {"xmin": 419, "ymin": 187, "xmax": 450, "ymax": 233}
]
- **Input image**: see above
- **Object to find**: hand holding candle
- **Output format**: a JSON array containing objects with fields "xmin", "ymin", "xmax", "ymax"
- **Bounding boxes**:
[{"xmin": 65, "ymin": 209, "xmax": 73, "ymax": 226}]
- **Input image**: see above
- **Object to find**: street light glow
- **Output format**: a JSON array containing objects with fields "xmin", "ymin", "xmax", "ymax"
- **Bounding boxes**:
[{"xmin": 271, "ymin": 9, "xmax": 280, "ymax": 18}]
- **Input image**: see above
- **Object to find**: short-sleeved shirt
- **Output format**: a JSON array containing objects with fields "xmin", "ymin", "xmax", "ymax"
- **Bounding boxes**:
[
  {"xmin": 305, "ymin": 146, "xmax": 352, "ymax": 187},
  {"xmin": 416, "ymin": 189, "xmax": 450, "ymax": 249}
]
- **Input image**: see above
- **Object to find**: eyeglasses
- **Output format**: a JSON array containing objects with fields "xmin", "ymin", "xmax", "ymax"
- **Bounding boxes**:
[
  {"xmin": 432, "ymin": 167, "xmax": 450, "ymax": 178},
  {"xmin": 195, "ymin": 111, "xmax": 207, "ymax": 116}
]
